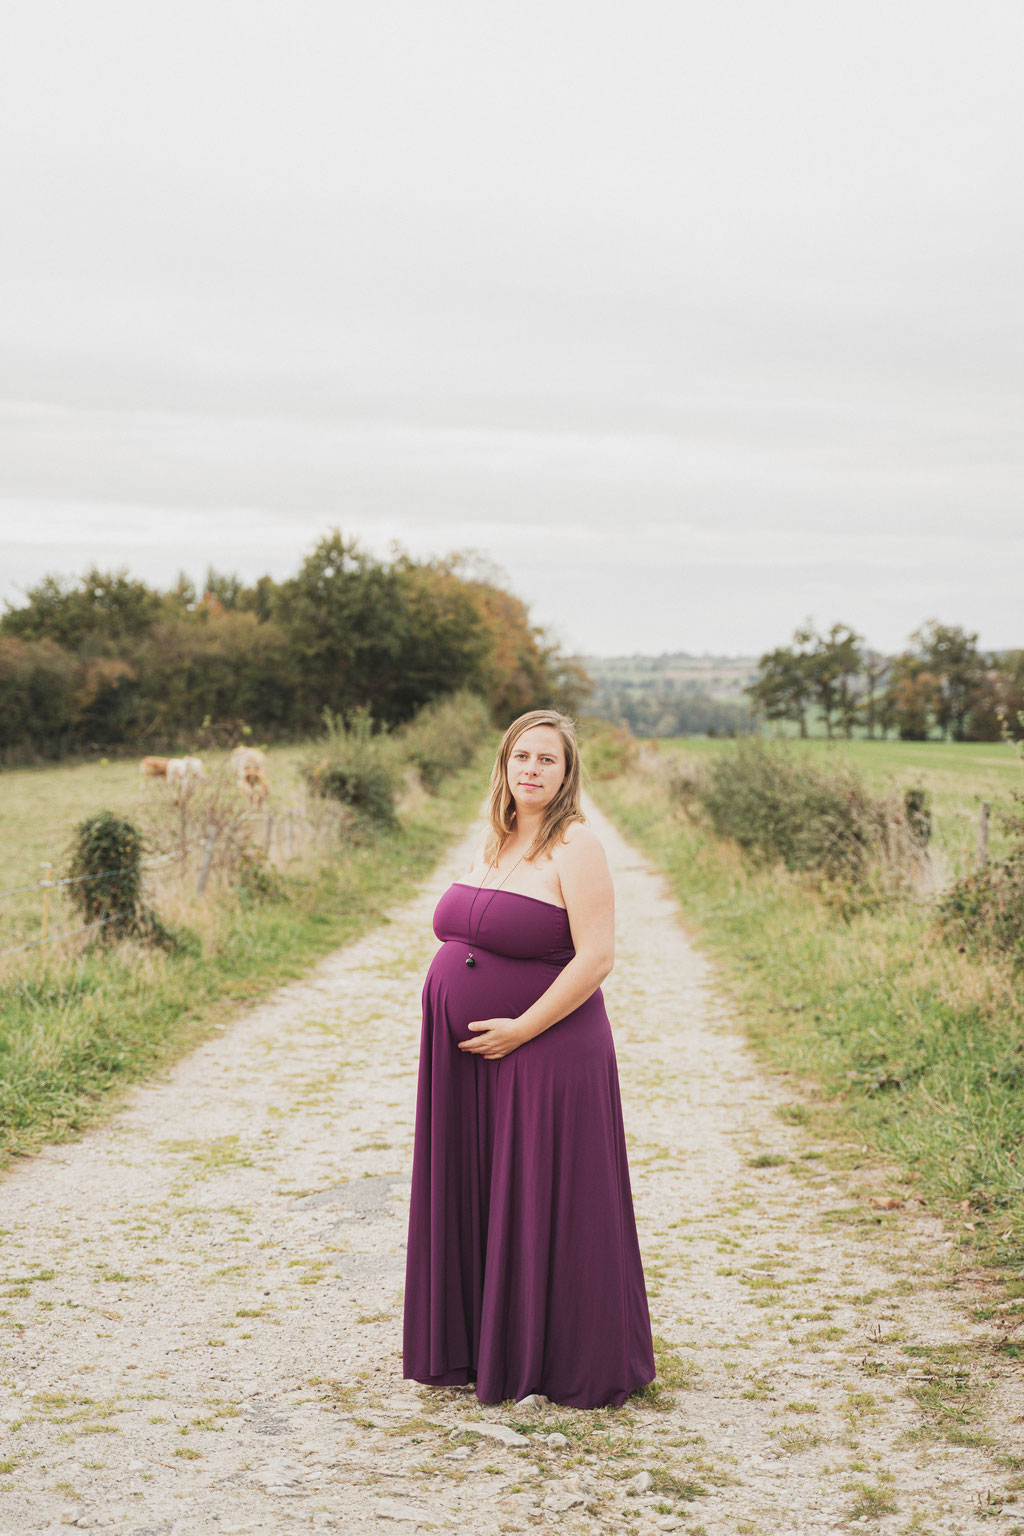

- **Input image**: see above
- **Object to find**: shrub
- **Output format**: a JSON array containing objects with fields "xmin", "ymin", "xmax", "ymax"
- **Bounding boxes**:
[
  {"xmin": 303, "ymin": 706, "xmax": 401, "ymax": 829},
  {"xmin": 938, "ymin": 781, "xmax": 1024, "ymax": 963},
  {"xmin": 937, "ymin": 853, "xmax": 1024, "ymax": 964},
  {"xmin": 237, "ymin": 848, "xmax": 283, "ymax": 906},
  {"xmin": 65, "ymin": 811, "xmax": 148, "ymax": 940},
  {"xmin": 693, "ymin": 740, "xmax": 927, "ymax": 886},
  {"xmin": 661, "ymin": 751, "xmax": 712, "ymax": 815},
  {"xmin": 580, "ymin": 719, "xmax": 638, "ymax": 781},
  {"xmin": 398, "ymin": 690, "xmax": 490, "ymax": 792}
]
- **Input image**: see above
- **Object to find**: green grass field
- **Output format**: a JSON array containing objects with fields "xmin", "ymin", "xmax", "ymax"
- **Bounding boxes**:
[
  {"xmin": 596, "ymin": 738, "xmax": 1024, "ymax": 1288},
  {"xmin": 0, "ymin": 747, "xmax": 316, "ymax": 957},
  {"xmin": 0, "ymin": 746, "xmax": 489, "ymax": 1164},
  {"xmin": 656, "ymin": 735, "xmax": 1023, "ymax": 880},
  {"xmin": 665, "ymin": 733, "xmax": 1022, "ymax": 791}
]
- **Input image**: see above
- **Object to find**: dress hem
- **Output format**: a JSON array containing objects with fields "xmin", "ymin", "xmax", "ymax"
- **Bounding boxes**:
[{"xmin": 402, "ymin": 1369, "xmax": 657, "ymax": 1411}]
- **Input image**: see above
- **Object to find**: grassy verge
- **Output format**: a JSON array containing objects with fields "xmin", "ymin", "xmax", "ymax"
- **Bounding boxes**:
[
  {"xmin": 0, "ymin": 745, "xmax": 319, "ymax": 951},
  {"xmin": 657, "ymin": 736, "xmax": 1020, "ymax": 878},
  {"xmin": 0, "ymin": 755, "xmax": 487, "ymax": 1166},
  {"xmin": 596, "ymin": 768, "xmax": 1024, "ymax": 1293}
]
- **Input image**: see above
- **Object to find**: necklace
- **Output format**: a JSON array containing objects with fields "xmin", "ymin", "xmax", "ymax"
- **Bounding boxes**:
[{"xmin": 464, "ymin": 851, "xmax": 526, "ymax": 967}]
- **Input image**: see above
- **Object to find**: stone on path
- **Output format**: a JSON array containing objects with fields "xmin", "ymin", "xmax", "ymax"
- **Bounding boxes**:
[
  {"xmin": 542, "ymin": 1481, "xmax": 588, "ymax": 1511},
  {"xmin": 375, "ymin": 1497, "xmax": 430, "ymax": 1522},
  {"xmin": 458, "ymin": 1418, "xmax": 530, "ymax": 1446},
  {"xmin": 252, "ymin": 1457, "xmax": 310, "ymax": 1489}
]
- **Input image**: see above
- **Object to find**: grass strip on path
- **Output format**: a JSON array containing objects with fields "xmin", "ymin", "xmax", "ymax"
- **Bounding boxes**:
[
  {"xmin": 596, "ymin": 768, "xmax": 1024, "ymax": 1301},
  {"xmin": 0, "ymin": 757, "xmax": 487, "ymax": 1167}
]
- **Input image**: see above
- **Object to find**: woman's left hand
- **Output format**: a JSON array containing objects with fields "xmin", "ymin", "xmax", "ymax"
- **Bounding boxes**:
[{"xmin": 458, "ymin": 1017, "xmax": 529, "ymax": 1059}]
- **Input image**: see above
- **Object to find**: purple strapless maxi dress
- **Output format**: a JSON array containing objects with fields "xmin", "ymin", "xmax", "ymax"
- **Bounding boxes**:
[{"xmin": 402, "ymin": 882, "xmax": 656, "ymax": 1408}]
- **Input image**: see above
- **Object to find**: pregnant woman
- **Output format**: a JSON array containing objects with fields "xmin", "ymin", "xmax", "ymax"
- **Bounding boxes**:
[{"xmin": 403, "ymin": 708, "xmax": 655, "ymax": 1408}]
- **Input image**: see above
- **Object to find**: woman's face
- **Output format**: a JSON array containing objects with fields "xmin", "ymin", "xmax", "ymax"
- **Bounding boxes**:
[{"xmin": 505, "ymin": 724, "xmax": 567, "ymax": 815}]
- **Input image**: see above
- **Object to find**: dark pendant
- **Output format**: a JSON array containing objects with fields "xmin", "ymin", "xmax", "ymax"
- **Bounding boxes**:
[{"xmin": 465, "ymin": 954, "xmax": 476, "ymax": 968}]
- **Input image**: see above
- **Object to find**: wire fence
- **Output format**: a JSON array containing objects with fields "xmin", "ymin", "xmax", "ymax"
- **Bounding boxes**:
[
  {"xmin": 0, "ymin": 806, "xmax": 321, "ymax": 965},
  {"xmin": 0, "ymin": 848, "xmax": 188, "ymax": 903},
  {"xmin": 0, "ymin": 911, "xmax": 132, "ymax": 958},
  {"xmin": 0, "ymin": 850, "xmax": 193, "ymax": 958}
]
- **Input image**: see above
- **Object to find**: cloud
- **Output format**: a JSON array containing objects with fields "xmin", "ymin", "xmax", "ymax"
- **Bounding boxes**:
[{"xmin": 0, "ymin": 1, "xmax": 1021, "ymax": 656}]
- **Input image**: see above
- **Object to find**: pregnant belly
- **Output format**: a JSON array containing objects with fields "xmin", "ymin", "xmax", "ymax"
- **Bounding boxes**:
[{"xmin": 426, "ymin": 943, "xmax": 559, "ymax": 1045}]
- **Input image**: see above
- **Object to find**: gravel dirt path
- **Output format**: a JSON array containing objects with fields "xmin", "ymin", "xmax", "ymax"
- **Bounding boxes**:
[{"xmin": 1, "ymin": 802, "xmax": 1022, "ymax": 1536}]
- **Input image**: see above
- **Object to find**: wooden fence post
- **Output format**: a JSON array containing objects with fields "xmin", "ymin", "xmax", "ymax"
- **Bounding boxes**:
[
  {"xmin": 40, "ymin": 862, "xmax": 52, "ymax": 945},
  {"xmin": 196, "ymin": 828, "xmax": 217, "ymax": 894},
  {"xmin": 977, "ymin": 802, "xmax": 990, "ymax": 868}
]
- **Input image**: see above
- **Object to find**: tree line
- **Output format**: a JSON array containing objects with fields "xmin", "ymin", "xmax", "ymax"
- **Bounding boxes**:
[
  {"xmin": 0, "ymin": 532, "xmax": 587, "ymax": 762},
  {"xmin": 747, "ymin": 620, "xmax": 1024, "ymax": 741}
]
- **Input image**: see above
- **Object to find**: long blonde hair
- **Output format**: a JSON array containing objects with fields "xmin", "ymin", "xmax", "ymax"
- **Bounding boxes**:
[{"xmin": 484, "ymin": 709, "xmax": 585, "ymax": 864}]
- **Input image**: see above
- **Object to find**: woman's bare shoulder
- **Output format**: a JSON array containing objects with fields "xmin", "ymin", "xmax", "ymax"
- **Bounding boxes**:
[
  {"xmin": 554, "ymin": 819, "xmax": 607, "ymax": 866},
  {"xmin": 561, "ymin": 817, "xmax": 601, "ymax": 846}
]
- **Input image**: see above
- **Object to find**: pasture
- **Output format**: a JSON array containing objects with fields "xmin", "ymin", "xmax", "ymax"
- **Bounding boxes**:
[
  {"xmin": 596, "ymin": 736, "xmax": 1024, "ymax": 1283},
  {"xmin": 657, "ymin": 734, "xmax": 1022, "ymax": 879},
  {"xmin": 0, "ymin": 737, "xmax": 489, "ymax": 1162},
  {"xmin": 0, "ymin": 746, "xmax": 312, "ymax": 958}
]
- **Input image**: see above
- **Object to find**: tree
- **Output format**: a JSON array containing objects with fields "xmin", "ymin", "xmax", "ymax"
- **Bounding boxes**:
[
  {"xmin": 386, "ymin": 555, "xmax": 491, "ymax": 720},
  {"xmin": 242, "ymin": 574, "xmax": 281, "ymax": 623},
  {"xmin": 1, "ymin": 568, "xmax": 161, "ymax": 653},
  {"xmin": 202, "ymin": 567, "xmax": 249, "ymax": 611},
  {"xmin": 965, "ymin": 651, "xmax": 1024, "ymax": 742},
  {"xmin": 74, "ymin": 656, "xmax": 138, "ymax": 746},
  {"xmin": 0, "ymin": 638, "xmax": 79, "ymax": 757},
  {"xmin": 531, "ymin": 638, "xmax": 591, "ymax": 719},
  {"xmin": 271, "ymin": 531, "xmax": 407, "ymax": 728},
  {"xmin": 801, "ymin": 622, "xmax": 863, "ymax": 740},
  {"xmin": 746, "ymin": 642, "xmax": 813, "ymax": 737},
  {"xmin": 911, "ymin": 621, "xmax": 985, "ymax": 741},
  {"xmin": 884, "ymin": 653, "xmax": 940, "ymax": 740},
  {"xmin": 832, "ymin": 624, "xmax": 864, "ymax": 739},
  {"xmin": 463, "ymin": 580, "xmax": 560, "ymax": 723},
  {"xmin": 0, "ymin": 535, "xmax": 618, "ymax": 757},
  {"xmin": 135, "ymin": 610, "xmax": 294, "ymax": 740},
  {"xmin": 996, "ymin": 651, "xmax": 1024, "ymax": 741},
  {"xmin": 861, "ymin": 649, "xmax": 889, "ymax": 739}
]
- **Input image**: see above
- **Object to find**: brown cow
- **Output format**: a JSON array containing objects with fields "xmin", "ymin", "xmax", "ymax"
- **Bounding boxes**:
[
  {"xmin": 240, "ymin": 763, "xmax": 270, "ymax": 810},
  {"xmin": 231, "ymin": 745, "xmax": 266, "ymax": 782},
  {"xmin": 140, "ymin": 756, "xmax": 170, "ymax": 776}
]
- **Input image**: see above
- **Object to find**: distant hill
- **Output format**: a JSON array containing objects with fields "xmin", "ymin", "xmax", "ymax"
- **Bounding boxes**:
[
  {"xmin": 580, "ymin": 652, "xmax": 759, "ymax": 736},
  {"xmin": 581, "ymin": 652, "xmax": 759, "ymax": 701}
]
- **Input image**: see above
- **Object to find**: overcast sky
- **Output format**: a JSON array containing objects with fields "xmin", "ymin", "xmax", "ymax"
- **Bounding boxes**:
[{"xmin": 1, "ymin": 1, "xmax": 1021, "ymax": 657}]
